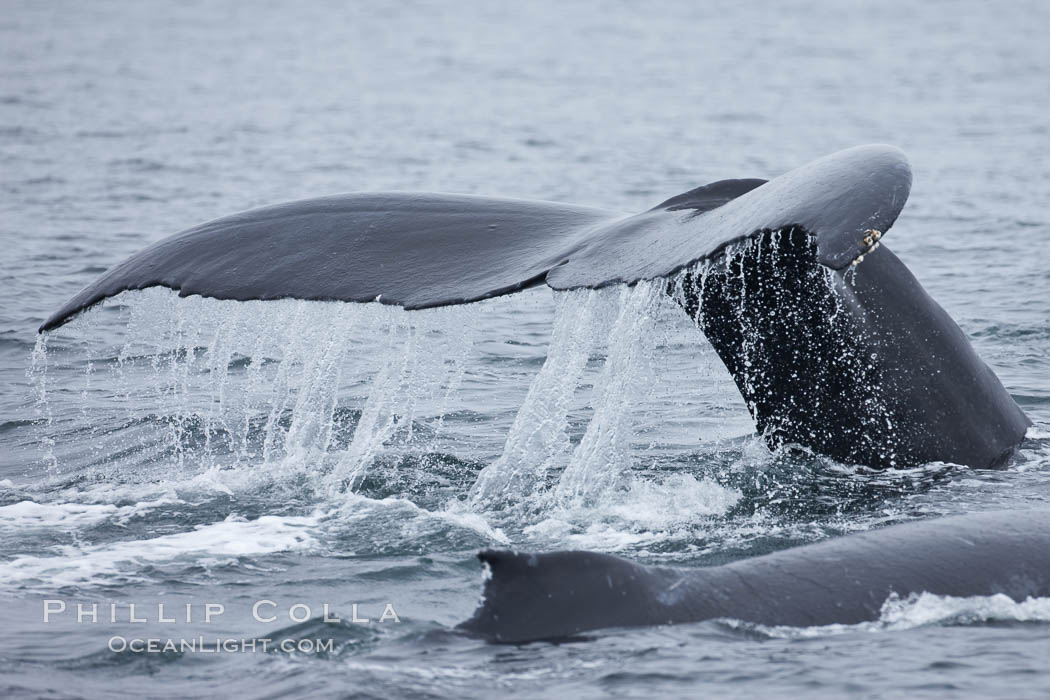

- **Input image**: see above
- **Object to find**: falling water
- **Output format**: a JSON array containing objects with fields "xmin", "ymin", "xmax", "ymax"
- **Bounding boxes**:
[
  {"xmin": 469, "ymin": 279, "xmax": 743, "ymax": 524},
  {"xmin": 552, "ymin": 282, "xmax": 664, "ymax": 505},
  {"xmin": 31, "ymin": 289, "xmax": 483, "ymax": 495},
  {"xmin": 30, "ymin": 279, "xmax": 750, "ymax": 531},
  {"xmin": 469, "ymin": 288, "xmax": 615, "ymax": 503}
]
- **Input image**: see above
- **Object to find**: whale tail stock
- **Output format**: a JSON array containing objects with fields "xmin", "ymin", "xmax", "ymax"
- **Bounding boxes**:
[{"xmin": 672, "ymin": 223, "xmax": 1029, "ymax": 469}]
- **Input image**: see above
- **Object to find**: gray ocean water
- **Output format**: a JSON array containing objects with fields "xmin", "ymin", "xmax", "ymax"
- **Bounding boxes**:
[{"xmin": 3, "ymin": 1, "xmax": 1050, "ymax": 697}]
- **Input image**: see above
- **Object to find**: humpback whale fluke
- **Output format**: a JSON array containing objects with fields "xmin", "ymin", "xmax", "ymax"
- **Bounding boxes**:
[
  {"xmin": 39, "ymin": 144, "xmax": 906, "ymax": 331},
  {"xmin": 39, "ymin": 144, "xmax": 1030, "ymax": 469},
  {"xmin": 459, "ymin": 510, "xmax": 1050, "ymax": 644}
]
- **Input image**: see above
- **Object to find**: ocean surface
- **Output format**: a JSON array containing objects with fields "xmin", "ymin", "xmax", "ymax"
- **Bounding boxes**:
[{"xmin": 2, "ymin": 1, "xmax": 1050, "ymax": 697}]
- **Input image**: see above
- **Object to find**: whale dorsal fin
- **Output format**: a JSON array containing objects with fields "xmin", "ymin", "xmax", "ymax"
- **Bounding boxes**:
[{"xmin": 458, "ymin": 549, "xmax": 679, "ymax": 643}]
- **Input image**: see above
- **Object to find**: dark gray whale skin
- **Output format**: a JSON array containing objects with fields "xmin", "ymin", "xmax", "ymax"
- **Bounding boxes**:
[
  {"xmin": 40, "ymin": 145, "xmax": 909, "ymax": 331},
  {"xmin": 673, "ymin": 226, "xmax": 1030, "ymax": 469},
  {"xmin": 459, "ymin": 510, "xmax": 1050, "ymax": 644},
  {"xmin": 38, "ymin": 144, "xmax": 1030, "ymax": 469}
]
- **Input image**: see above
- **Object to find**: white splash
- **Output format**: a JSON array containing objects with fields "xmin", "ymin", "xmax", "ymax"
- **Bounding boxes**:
[
  {"xmin": 732, "ymin": 591, "xmax": 1050, "ymax": 639},
  {"xmin": 525, "ymin": 473, "xmax": 741, "ymax": 551},
  {"xmin": 0, "ymin": 500, "xmax": 122, "ymax": 530},
  {"xmin": 0, "ymin": 512, "xmax": 320, "ymax": 588}
]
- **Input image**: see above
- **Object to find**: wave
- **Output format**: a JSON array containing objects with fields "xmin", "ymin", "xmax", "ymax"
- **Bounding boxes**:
[
  {"xmin": 0, "ymin": 512, "xmax": 320, "ymax": 589},
  {"xmin": 725, "ymin": 591, "xmax": 1050, "ymax": 639},
  {"xmin": 0, "ymin": 498, "xmax": 175, "ymax": 531}
]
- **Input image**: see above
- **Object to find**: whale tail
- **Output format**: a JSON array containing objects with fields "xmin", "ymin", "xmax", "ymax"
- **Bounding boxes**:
[
  {"xmin": 39, "ymin": 145, "xmax": 908, "ymax": 332},
  {"xmin": 36, "ymin": 144, "xmax": 1029, "ymax": 470},
  {"xmin": 458, "ymin": 549, "xmax": 682, "ymax": 644}
]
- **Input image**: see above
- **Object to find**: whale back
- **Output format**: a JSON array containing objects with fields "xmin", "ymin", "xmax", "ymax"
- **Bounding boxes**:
[{"xmin": 459, "ymin": 510, "xmax": 1050, "ymax": 643}]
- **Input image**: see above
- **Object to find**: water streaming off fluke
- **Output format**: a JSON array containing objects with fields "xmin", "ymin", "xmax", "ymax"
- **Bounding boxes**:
[{"xmin": 31, "ymin": 282, "xmax": 750, "ymax": 524}]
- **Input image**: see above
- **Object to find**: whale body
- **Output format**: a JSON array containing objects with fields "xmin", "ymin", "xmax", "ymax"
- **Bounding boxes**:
[
  {"xmin": 39, "ymin": 145, "xmax": 1029, "ymax": 469},
  {"xmin": 458, "ymin": 510, "xmax": 1050, "ymax": 644}
]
